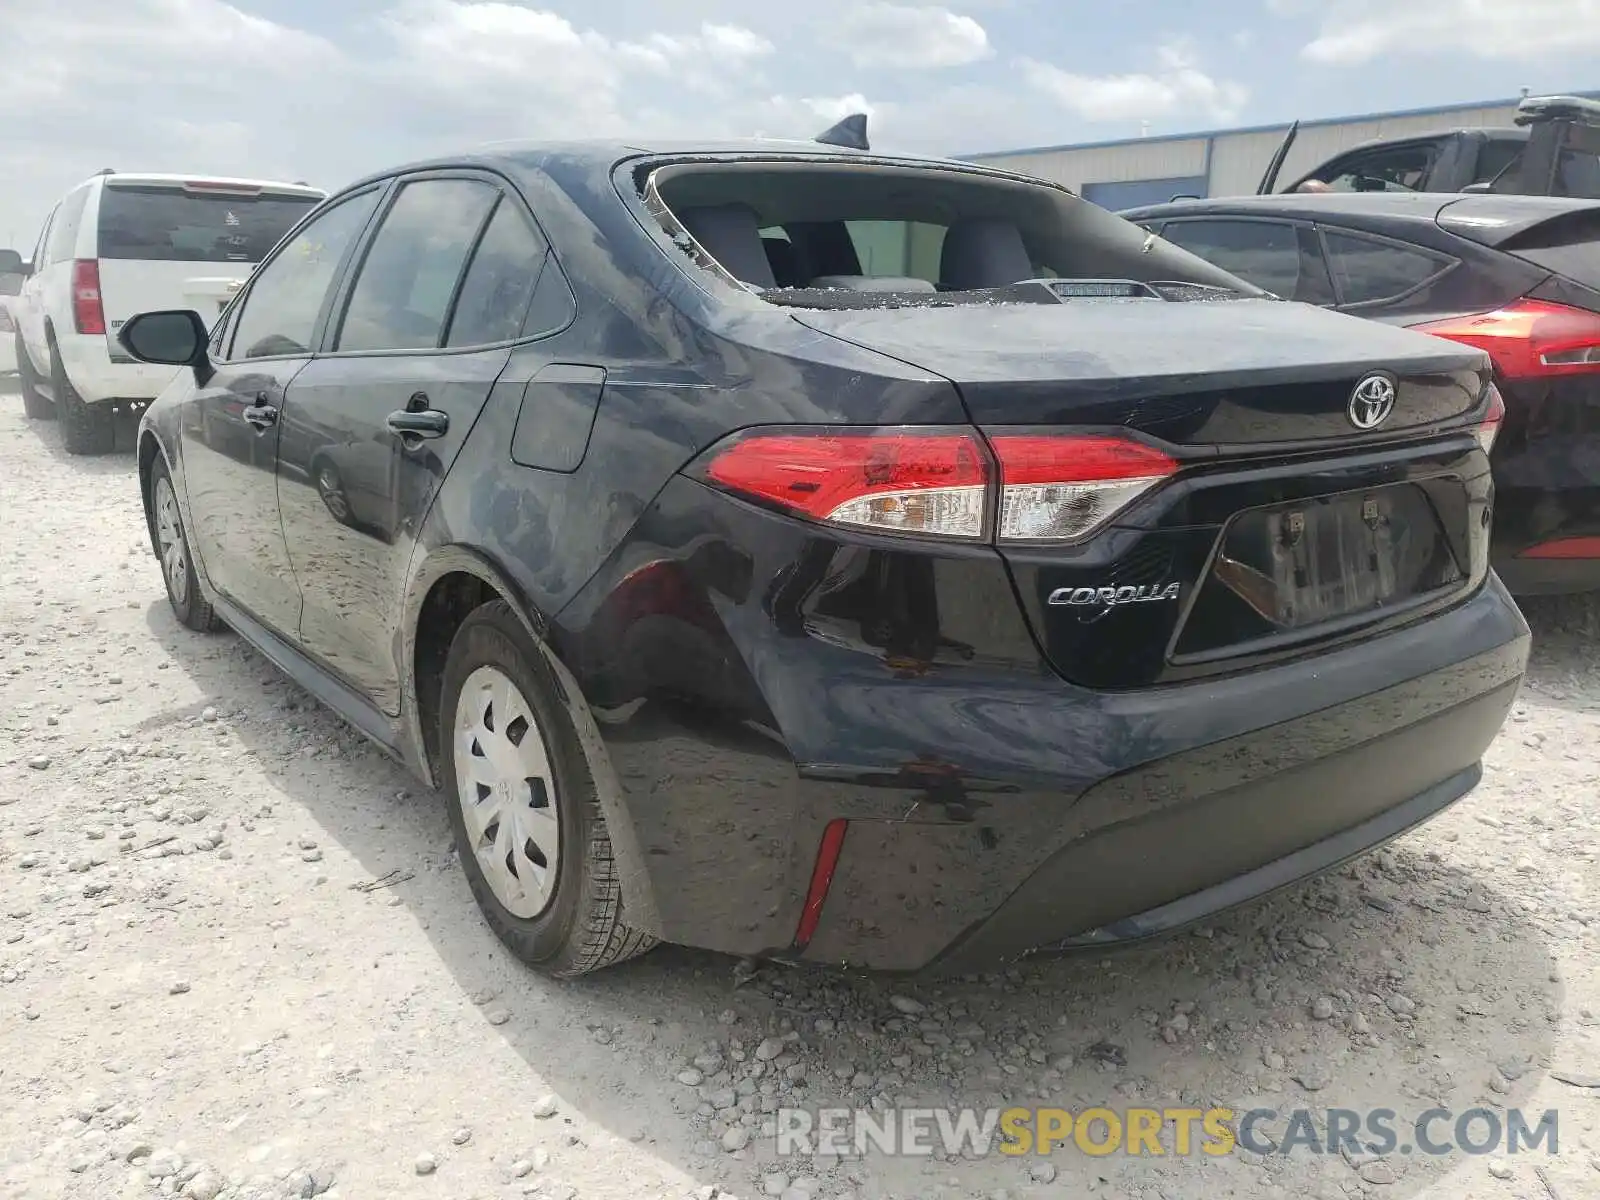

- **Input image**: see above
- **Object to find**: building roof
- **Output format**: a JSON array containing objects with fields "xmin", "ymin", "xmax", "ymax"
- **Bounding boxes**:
[{"xmin": 965, "ymin": 89, "xmax": 1600, "ymax": 162}]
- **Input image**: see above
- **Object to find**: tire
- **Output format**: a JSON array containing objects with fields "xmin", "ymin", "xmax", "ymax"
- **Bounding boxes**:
[
  {"xmin": 148, "ymin": 457, "xmax": 221, "ymax": 633},
  {"xmin": 52, "ymin": 345, "xmax": 114, "ymax": 455},
  {"xmin": 439, "ymin": 600, "xmax": 656, "ymax": 977},
  {"xmin": 16, "ymin": 333, "xmax": 53, "ymax": 420}
]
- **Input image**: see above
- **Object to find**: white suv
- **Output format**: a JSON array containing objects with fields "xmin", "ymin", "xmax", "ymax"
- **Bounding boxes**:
[{"xmin": 9, "ymin": 171, "xmax": 326, "ymax": 453}]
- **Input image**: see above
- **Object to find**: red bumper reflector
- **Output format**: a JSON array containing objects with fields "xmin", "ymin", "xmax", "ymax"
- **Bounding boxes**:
[
  {"xmin": 1519, "ymin": 536, "xmax": 1600, "ymax": 560},
  {"xmin": 794, "ymin": 819, "xmax": 849, "ymax": 949}
]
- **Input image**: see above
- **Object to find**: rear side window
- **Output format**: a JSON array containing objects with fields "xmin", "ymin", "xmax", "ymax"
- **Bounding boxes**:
[
  {"xmin": 96, "ymin": 185, "xmax": 322, "ymax": 263},
  {"xmin": 48, "ymin": 188, "xmax": 90, "ymax": 264},
  {"xmin": 1159, "ymin": 219, "xmax": 1330, "ymax": 302},
  {"xmin": 336, "ymin": 179, "xmax": 499, "ymax": 353},
  {"xmin": 1322, "ymin": 231, "xmax": 1453, "ymax": 306},
  {"xmin": 445, "ymin": 199, "xmax": 550, "ymax": 347}
]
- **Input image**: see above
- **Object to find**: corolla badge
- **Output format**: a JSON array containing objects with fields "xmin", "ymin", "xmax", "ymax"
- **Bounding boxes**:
[
  {"xmin": 1348, "ymin": 372, "xmax": 1397, "ymax": 430},
  {"xmin": 1048, "ymin": 583, "xmax": 1182, "ymax": 608}
]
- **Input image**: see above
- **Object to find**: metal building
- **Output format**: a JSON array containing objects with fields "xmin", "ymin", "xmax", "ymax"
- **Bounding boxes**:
[{"xmin": 967, "ymin": 91, "xmax": 1600, "ymax": 208}]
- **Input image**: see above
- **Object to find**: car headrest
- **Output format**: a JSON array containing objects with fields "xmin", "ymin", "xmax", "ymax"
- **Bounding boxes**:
[
  {"xmin": 675, "ymin": 204, "xmax": 776, "ymax": 289},
  {"xmin": 939, "ymin": 217, "xmax": 1034, "ymax": 290}
]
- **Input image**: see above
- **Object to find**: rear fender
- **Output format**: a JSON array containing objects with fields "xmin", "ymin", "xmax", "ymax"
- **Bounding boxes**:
[{"xmin": 399, "ymin": 544, "xmax": 662, "ymax": 937}]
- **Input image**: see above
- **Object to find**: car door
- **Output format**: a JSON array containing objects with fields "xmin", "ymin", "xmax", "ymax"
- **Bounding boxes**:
[
  {"xmin": 16, "ymin": 206, "xmax": 56, "ymax": 367},
  {"xmin": 179, "ymin": 185, "xmax": 386, "ymax": 638},
  {"xmin": 1157, "ymin": 218, "xmax": 1335, "ymax": 305},
  {"xmin": 277, "ymin": 173, "xmax": 553, "ymax": 713}
]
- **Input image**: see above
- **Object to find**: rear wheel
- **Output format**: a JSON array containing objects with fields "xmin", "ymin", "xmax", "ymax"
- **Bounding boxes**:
[
  {"xmin": 439, "ymin": 601, "xmax": 656, "ymax": 977},
  {"xmin": 16, "ymin": 334, "xmax": 53, "ymax": 420},
  {"xmin": 149, "ymin": 458, "xmax": 220, "ymax": 633},
  {"xmin": 52, "ymin": 346, "xmax": 113, "ymax": 455}
]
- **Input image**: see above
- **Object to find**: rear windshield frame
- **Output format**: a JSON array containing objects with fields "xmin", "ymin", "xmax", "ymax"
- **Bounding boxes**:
[{"xmin": 96, "ymin": 183, "xmax": 325, "ymax": 264}]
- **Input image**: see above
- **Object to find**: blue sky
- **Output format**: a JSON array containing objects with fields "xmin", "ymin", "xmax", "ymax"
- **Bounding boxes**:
[{"xmin": 2, "ymin": 0, "xmax": 1596, "ymax": 244}]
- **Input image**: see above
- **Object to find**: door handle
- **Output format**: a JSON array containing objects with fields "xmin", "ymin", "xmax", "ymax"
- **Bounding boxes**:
[
  {"xmin": 242, "ymin": 403, "xmax": 278, "ymax": 430},
  {"xmin": 386, "ymin": 408, "xmax": 449, "ymax": 439}
]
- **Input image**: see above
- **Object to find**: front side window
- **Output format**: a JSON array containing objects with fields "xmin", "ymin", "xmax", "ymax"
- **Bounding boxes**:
[
  {"xmin": 336, "ymin": 179, "xmax": 499, "ymax": 353},
  {"xmin": 1314, "ymin": 143, "xmax": 1441, "ymax": 193},
  {"xmin": 228, "ymin": 188, "xmax": 382, "ymax": 360}
]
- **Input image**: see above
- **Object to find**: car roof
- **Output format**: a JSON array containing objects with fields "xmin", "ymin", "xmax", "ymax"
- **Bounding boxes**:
[
  {"xmin": 80, "ymin": 172, "xmax": 327, "ymax": 197},
  {"xmin": 335, "ymin": 138, "xmax": 1017, "ymax": 193}
]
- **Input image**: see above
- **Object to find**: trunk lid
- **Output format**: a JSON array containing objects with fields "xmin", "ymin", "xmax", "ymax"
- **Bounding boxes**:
[
  {"xmin": 794, "ymin": 296, "xmax": 1495, "ymax": 690},
  {"xmin": 791, "ymin": 297, "xmax": 1490, "ymax": 446}
]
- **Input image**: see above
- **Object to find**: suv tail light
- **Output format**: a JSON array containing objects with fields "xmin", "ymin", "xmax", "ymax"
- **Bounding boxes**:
[
  {"xmin": 696, "ymin": 427, "xmax": 1178, "ymax": 543},
  {"xmin": 1412, "ymin": 299, "xmax": 1600, "ymax": 380},
  {"xmin": 72, "ymin": 259, "xmax": 105, "ymax": 336}
]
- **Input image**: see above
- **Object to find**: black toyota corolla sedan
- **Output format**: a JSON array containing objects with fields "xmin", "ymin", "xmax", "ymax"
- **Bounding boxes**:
[
  {"xmin": 1122, "ymin": 192, "xmax": 1600, "ymax": 595},
  {"xmin": 119, "ymin": 139, "xmax": 1528, "ymax": 977}
]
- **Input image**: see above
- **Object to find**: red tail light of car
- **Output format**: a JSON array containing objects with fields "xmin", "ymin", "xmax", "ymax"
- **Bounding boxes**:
[
  {"xmin": 72, "ymin": 259, "xmax": 106, "ymax": 336},
  {"xmin": 988, "ymin": 434, "xmax": 1180, "ymax": 542},
  {"xmin": 697, "ymin": 427, "xmax": 1179, "ymax": 543},
  {"xmin": 701, "ymin": 428, "xmax": 991, "ymax": 539},
  {"xmin": 1412, "ymin": 299, "xmax": 1600, "ymax": 380}
]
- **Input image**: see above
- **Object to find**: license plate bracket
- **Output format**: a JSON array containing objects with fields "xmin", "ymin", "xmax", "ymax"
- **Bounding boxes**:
[{"xmin": 1174, "ymin": 484, "xmax": 1463, "ymax": 658}]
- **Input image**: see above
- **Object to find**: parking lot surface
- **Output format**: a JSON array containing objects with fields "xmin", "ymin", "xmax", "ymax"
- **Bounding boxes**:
[{"xmin": 1, "ymin": 398, "xmax": 1597, "ymax": 1200}]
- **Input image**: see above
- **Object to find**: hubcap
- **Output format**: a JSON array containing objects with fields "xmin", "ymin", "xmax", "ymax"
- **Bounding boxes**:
[
  {"xmin": 452, "ymin": 666, "xmax": 561, "ymax": 918},
  {"xmin": 153, "ymin": 478, "xmax": 189, "ymax": 607}
]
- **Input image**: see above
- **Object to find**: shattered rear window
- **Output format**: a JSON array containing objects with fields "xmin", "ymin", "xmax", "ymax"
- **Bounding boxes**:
[{"xmin": 640, "ymin": 159, "xmax": 1261, "ymax": 308}]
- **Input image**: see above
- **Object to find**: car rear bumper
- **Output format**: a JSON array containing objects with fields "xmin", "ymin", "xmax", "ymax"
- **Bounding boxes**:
[
  {"xmin": 55, "ymin": 332, "xmax": 181, "ymax": 403},
  {"xmin": 1492, "ymin": 553, "xmax": 1600, "ymax": 595},
  {"xmin": 566, "ymin": 485, "xmax": 1529, "ymax": 970}
]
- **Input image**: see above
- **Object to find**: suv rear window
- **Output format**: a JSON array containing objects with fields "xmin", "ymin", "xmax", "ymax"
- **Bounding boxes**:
[
  {"xmin": 643, "ymin": 160, "xmax": 1261, "ymax": 307},
  {"xmin": 97, "ymin": 185, "xmax": 322, "ymax": 263}
]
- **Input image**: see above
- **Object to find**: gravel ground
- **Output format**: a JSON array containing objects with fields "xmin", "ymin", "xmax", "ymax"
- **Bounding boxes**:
[{"xmin": 1, "ymin": 394, "xmax": 1598, "ymax": 1200}]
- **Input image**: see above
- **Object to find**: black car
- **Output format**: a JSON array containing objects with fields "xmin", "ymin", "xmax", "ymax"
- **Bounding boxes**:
[
  {"xmin": 1123, "ymin": 192, "xmax": 1600, "ymax": 595},
  {"xmin": 118, "ymin": 140, "xmax": 1527, "ymax": 977}
]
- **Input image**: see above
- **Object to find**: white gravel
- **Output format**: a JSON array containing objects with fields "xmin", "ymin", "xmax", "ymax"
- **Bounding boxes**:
[{"xmin": 1, "ymin": 396, "xmax": 1598, "ymax": 1200}]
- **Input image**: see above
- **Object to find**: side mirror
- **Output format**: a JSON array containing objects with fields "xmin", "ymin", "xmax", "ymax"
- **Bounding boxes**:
[
  {"xmin": 0, "ymin": 249, "xmax": 21, "ymax": 274},
  {"xmin": 119, "ymin": 309, "xmax": 209, "ymax": 368}
]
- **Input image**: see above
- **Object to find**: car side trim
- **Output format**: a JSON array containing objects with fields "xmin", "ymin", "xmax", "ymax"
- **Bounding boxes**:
[{"xmin": 210, "ymin": 591, "xmax": 403, "ymax": 760}]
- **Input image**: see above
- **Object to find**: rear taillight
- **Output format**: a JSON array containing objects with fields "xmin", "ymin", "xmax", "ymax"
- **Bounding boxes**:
[
  {"xmin": 0, "ymin": 307, "xmax": 13, "ymax": 334},
  {"xmin": 1475, "ymin": 383, "xmax": 1505, "ymax": 455},
  {"xmin": 72, "ymin": 260, "xmax": 105, "ymax": 335},
  {"xmin": 989, "ymin": 434, "xmax": 1179, "ymax": 542},
  {"xmin": 701, "ymin": 428, "xmax": 990, "ymax": 539},
  {"xmin": 696, "ymin": 427, "xmax": 1178, "ymax": 543},
  {"xmin": 1412, "ymin": 299, "xmax": 1600, "ymax": 380},
  {"xmin": 1519, "ymin": 536, "xmax": 1600, "ymax": 560}
]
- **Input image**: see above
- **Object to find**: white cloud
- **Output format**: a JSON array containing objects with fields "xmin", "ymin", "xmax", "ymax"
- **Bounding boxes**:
[
  {"xmin": 1295, "ymin": 0, "xmax": 1600, "ymax": 64},
  {"xmin": 829, "ymin": 4, "xmax": 992, "ymax": 69},
  {"xmin": 1021, "ymin": 45, "xmax": 1248, "ymax": 124}
]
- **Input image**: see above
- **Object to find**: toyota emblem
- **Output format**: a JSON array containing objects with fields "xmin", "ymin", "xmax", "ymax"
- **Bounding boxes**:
[{"xmin": 1348, "ymin": 373, "xmax": 1397, "ymax": 430}]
